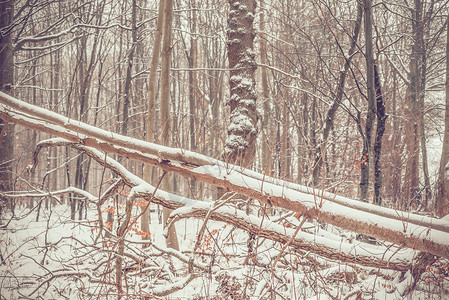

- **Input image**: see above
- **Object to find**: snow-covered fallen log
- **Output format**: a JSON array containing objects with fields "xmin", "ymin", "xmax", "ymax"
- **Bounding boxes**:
[
  {"xmin": 24, "ymin": 138, "xmax": 422, "ymax": 271},
  {"xmin": 1, "ymin": 91, "xmax": 449, "ymax": 260}
]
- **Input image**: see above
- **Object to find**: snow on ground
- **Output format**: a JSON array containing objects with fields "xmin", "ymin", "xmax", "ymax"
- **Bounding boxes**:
[{"xmin": 1, "ymin": 202, "xmax": 448, "ymax": 299}]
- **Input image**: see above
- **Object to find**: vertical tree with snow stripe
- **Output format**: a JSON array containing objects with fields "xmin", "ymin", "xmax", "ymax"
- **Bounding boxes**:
[{"xmin": 225, "ymin": 0, "xmax": 258, "ymax": 168}]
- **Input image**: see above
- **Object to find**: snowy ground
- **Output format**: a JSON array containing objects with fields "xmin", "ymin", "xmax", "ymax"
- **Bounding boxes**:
[{"xmin": 1, "ymin": 202, "xmax": 448, "ymax": 299}]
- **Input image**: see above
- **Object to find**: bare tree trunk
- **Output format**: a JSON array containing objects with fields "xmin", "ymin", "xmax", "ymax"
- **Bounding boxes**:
[
  {"xmin": 281, "ymin": 98, "xmax": 289, "ymax": 179},
  {"xmin": 116, "ymin": 197, "xmax": 133, "ymax": 297},
  {"xmin": 386, "ymin": 68, "xmax": 402, "ymax": 206},
  {"xmin": 360, "ymin": 0, "xmax": 376, "ymax": 202},
  {"xmin": 418, "ymin": 14, "xmax": 431, "ymax": 208},
  {"xmin": 160, "ymin": 0, "xmax": 179, "ymax": 250},
  {"xmin": 224, "ymin": 0, "xmax": 258, "ymax": 168},
  {"xmin": 209, "ymin": 66, "xmax": 220, "ymax": 158},
  {"xmin": 0, "ymin": 0, "xmax": 14, "ymax": 221},
  {"xmin": 74, "ymin": 36, "xmax": 88, "ymax": 220},
  {"xmin": 188, "ymin": 0, "xmax": 198, "ymax": 198},
  {"xmin": 224, "ymin": 0, "xmax": 258, "ymax": 262},
  {"xmin": 402, "ymin": 0, "xmax": 423, "ymax": 209},
  {"xmin": 121, "ymin": 0, "xmax": 137, "ymax": 138},
  {"xmin": 373, "ymin": 64, "xmax": 386, "ymax": 205},
  {"xmin": 435, "ymin": 16, "xmax": 449, "ymax": 217},
  {"xmin": 116, "ymin": 1, "xmax": 139, "ymax": 291},
  {"xmin": 50, "ymin": 50, "xmax": 60, "ymax": 204},
  {"xmin": 259, "ymin": 0, "xmax": 270, "ymax": 173},
  {"xmin": 75, "ymin": 23, "xmax": 99, "ymax": 220},
  {"xmin": 27, "ymin": 55, "xmax": 37, "ymax": 209},
  {"xmin": 419, "ymin": 78, "xmax": 431, "ymax": 208},
  {"xmin": 312, "ymin": 3, "xmax": 362, "ymax": 184},
  {"xmin": 143, "ymin": 0, "xmax": 166, "ymax": 239}
]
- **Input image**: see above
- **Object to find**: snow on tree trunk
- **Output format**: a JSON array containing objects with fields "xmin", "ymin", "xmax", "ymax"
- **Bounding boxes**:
[{"xmin": 225, "ymin": 0, "xmax": 258, "ymax": 168}]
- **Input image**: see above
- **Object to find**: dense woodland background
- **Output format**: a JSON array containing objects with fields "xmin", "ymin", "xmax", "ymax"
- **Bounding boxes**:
[
  {"xmin": 2, "ymin": 0, "xmax": 449, "ymax": 212},
  {"xmin": 1, "ymin": 0, "xmax": 449, "ymax": 212},
  {"xmin": 1, "ymin": 0, "xmax": 449, "ymax": 299}
]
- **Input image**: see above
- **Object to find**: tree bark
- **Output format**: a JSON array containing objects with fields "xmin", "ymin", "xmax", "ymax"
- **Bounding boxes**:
[
  {"xmin": 435, "ymin": 16, "xmax": 449, "ymax": 217},
  {"xmin": 259, "ymin": 0, "xmax": 270, "ymax": 173},
  {"xmin": 373, "ymin": 64, "xmax": 386, "ymax": 205},
  {"xmin": 121, "ymin": 0, "xmax": 137, "ymax": 138},
  {"xmin": 73, "ymin": 20, "xmax": 100, "ymax": 220},
  {"xmin": 417, "ymin": 2, "xmax": 431, "ymax": 208},
  {"xmin": 402, "ymin": 0, "xmax": 423, "ymax": 210},
  {"xmin": 115, "ymin": 194, "xmax": 133, "ymax": 296},
  {"xmin": 115, "ymin": 0, "xmax": 138, "ymax": 291},
  {"xmin": 224, "ymin": 0, "xmax": 258, "ymax": 168},
  {"xmin": 143, "ymin": 0, "xmax": 166, "ymax": 240},
  {"xmin": 384, "ymin": 67, "xmax": 402, "ymax": 206},
  {"xmin": 188, "ymin": 0, "xmax": 198, "ymax": 198},
  {"xmin": 0, "ymin": 0, "xmax": 14, "ymax": 220},
  {"xmin": 360, "ymin": 0, "xmax": 376, "ymax": 202},
  {"xmin": 159, "ymin": 0, "xmax": 179, "ymax": 250},
  {"xmin": 281, "ymin": 99, "xmax": 289, "ymax": 179}
]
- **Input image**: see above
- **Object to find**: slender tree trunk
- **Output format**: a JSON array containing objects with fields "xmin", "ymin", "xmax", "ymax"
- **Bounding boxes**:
[
  {"xmin": 188, "ymin": 2, "xmax": 197, "ymax": 154},
  {"xmin": 160, "ymin": 0, "xmax": 179, "ymax": 250},
  {"xmin": 31, "ymin": 58, "xmax": 38, "ymax": 208},
  {"xmin": 116, "ymin": 1, "xmax": 138, "ymax": 291},
  {"xmin": 310, "ymin": 95, "xmax": 317, "ymax": 180},
  {"xmin": 435, "ymin": 16, "xmax": 449, "ymax": 217},
  {"xmin": 143, "ymin": 0, "xmax": 166, "ymax": 238},
  {"xmin": 51, "ymin": 50, "xmax": 60, "ymax": 204},
  {"xmin": 259, "ymin": 0, "xmax": 270, "ymax": 172},
  {"xmin": 297, "ymin": 92, "xmax": 308, "ymax": 184},
  {"xmin": 360, "ymin": 0, "xmax": 376, "ymax": 202},
  {"xmin": 312, "ymin": 3, "xmax": 362, "ymax": 184},
  {"xmin": 75, "ymin": 28, "xmax": 98, "ymax": 220},
  {"xmin": 373, "ymin": 64, "xmax": 386, "ymax": 205},
  {"xmin": 403, "ymin": 0, "xmax": 423, "ymax": 209},
  {"xmin": 418, "ymin": 23, "xmax": 431, "ymax": 208},
  {"xmin": 121, "ymin": 0, "xmax": 137, "ymax": 138},
  {"xmin": 74, "ymin": 37, "xmax": 87, "ymax": 220},
  {"xmin": 209, "ymin": 66, "xmax": 220, "ymax": 158},
  {"xmin": 387, "ymin": 67, "xmax": 402, "ymax": 206},
  {"xmin": 115, "ymin": 197, "xmax": 133, "ymax": 297},
  {"xmin": 0, "ymin": 0, "xmax": 14, "ymax": 221},
  {"xmin": 27, "ymin": 55, "xmax": 37, "ymax": 208},
  {"xmin": 275, "ymin": 105, "xmax": 281, "ymax": 177},
  {"xmin": 188, "ymin": 0, "xmax": 198, "ymax": 198},
  {"xmin": 281, "ymin": 98, "xmax": 289, "ymax": 179}
]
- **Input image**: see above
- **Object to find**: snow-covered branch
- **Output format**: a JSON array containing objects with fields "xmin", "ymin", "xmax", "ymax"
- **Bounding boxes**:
[
  {"xmin": 1, "ymin": 91, "xmax": 449, "ymax": 260},
  {"xmin": 14, "ymin": 22, "xmax": 143, "ymax": 51}
]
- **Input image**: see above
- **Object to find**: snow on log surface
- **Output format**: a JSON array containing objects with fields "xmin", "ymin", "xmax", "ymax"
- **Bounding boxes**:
[
  {"xmin": 31, "ymin": 138, "xmax": 413, "ymax": 270},
  {"xmin": 1, "ymin": 91, "xmax": 449, "ymax": 260}
]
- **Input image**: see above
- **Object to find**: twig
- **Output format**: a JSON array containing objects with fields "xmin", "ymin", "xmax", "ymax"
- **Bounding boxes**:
[{"xmin": 271, "ymin": 213, "xmax": 308, "ymax": 284}]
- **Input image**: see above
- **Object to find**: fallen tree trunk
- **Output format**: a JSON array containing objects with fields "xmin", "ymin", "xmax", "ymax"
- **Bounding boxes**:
[
  {"xmin": 30, "ymin": 138, "xmax": 412, "ymax": 271},
  {"xmin": 1, "ymin": 92, "xmax": 449, "ymax": 259},
  {"xmin": 1, "ymin": 92, "xmax": 447, "ymax": 232}
]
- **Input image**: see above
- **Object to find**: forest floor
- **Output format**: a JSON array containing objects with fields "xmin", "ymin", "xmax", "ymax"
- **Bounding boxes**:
[{"xmin": 0, "ymin": 202, "xmax": 448, "ymax": 299}]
